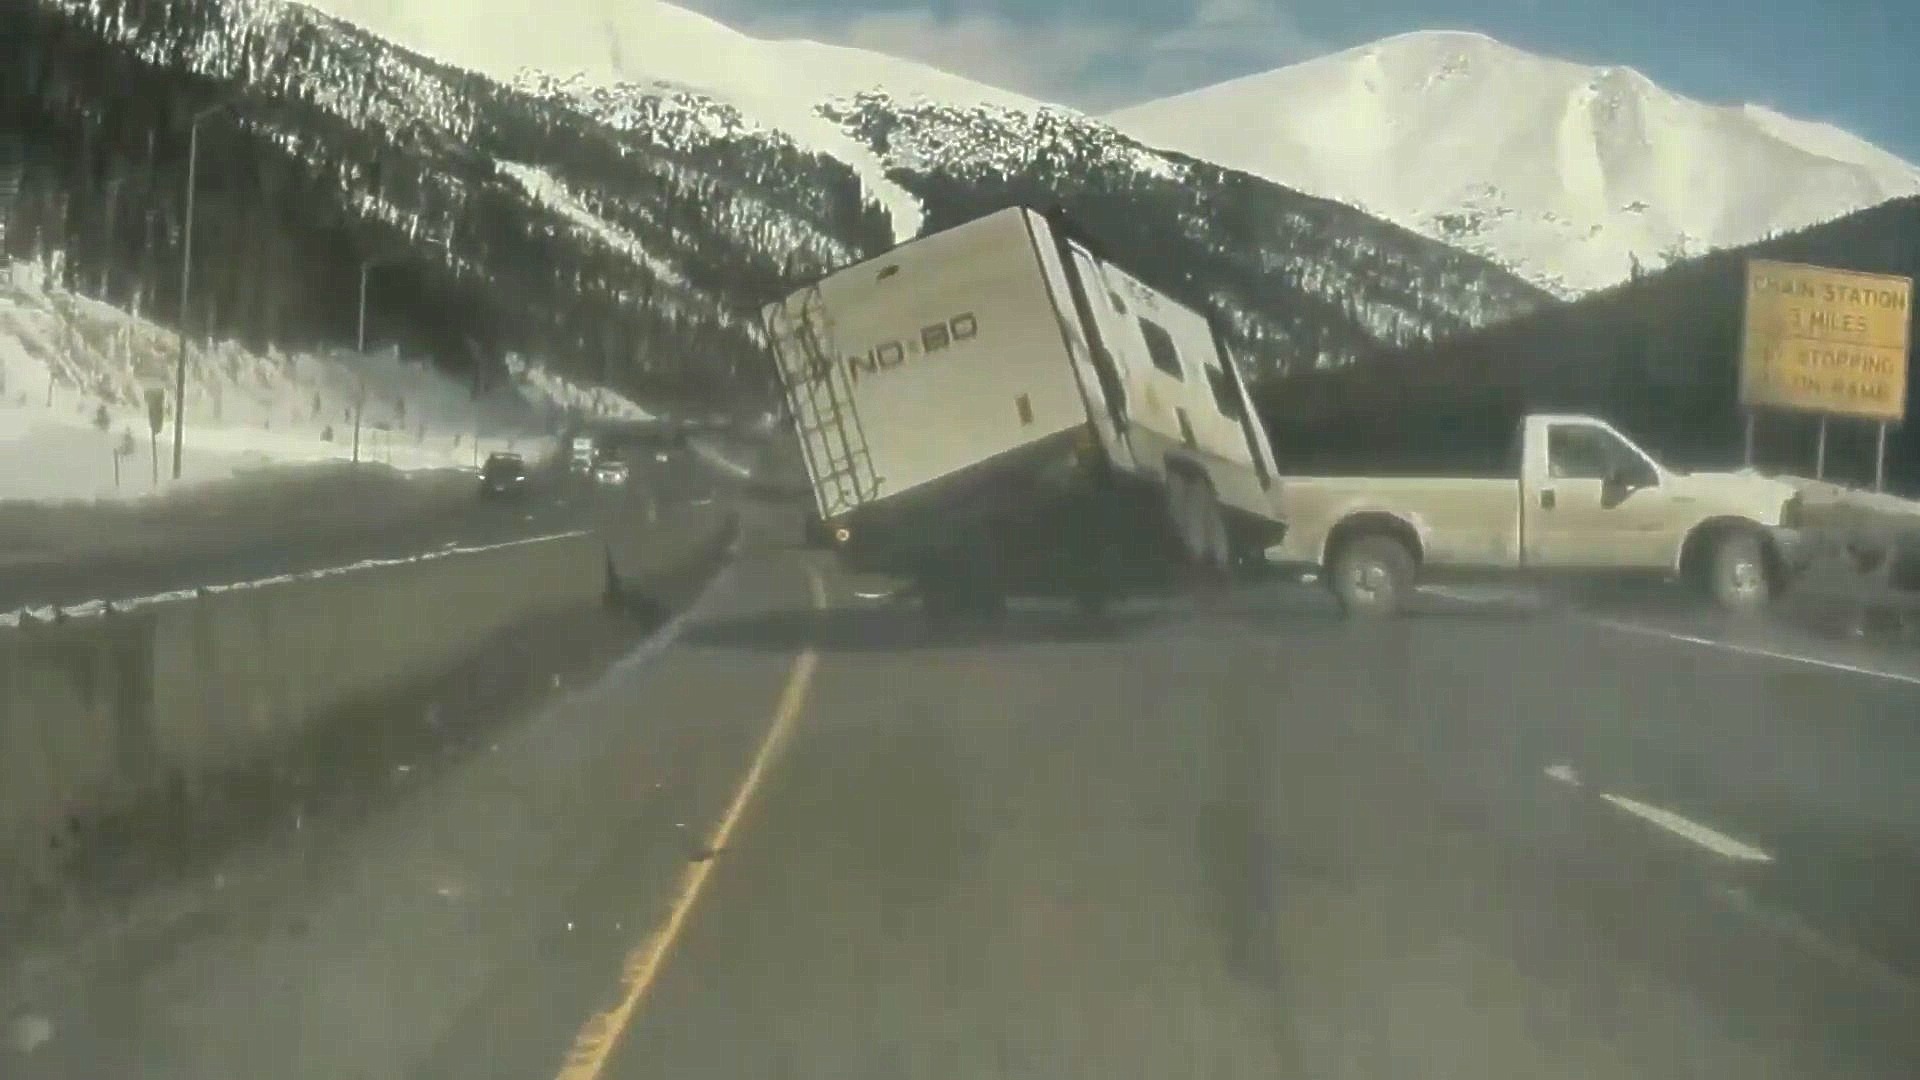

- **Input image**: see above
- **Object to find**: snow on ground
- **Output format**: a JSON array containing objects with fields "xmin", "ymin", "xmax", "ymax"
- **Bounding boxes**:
[
  {"xmin": 686, "ymin": 434, "xmax": 754, "ymax": 479},
  {"xmin": 0, "ymin": 259, "xmax": 649, "ymax": 504},
  {"xmin": 501, "ymin": 351, "xmax": 652, "ymax": 423},
  {"xmin": 496, "ymin": 161, "xmax": 689, "ymax": 287}
]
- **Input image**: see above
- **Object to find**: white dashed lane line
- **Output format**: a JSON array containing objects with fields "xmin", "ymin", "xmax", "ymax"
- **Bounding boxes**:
[
  {"xmin": 1543, "ymin": 763, "xmax": 1774, "ymax": 863},
  {"xmin": 1598, "ymin": 792, "xmax": 1775, "ymax": 863},
  {"xmin": 1585, "ymin": 616, "xmax": 1920, "ymax": 689}
]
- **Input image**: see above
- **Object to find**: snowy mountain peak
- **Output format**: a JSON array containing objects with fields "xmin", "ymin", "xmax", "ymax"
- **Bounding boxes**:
[
  {"xmin": 302, "ymin": 1, "xmax": 1046, "ymax": 112},
  {"xmin": 1107, "ymin": 31, "xmax": 1920, "ymax": 295}
]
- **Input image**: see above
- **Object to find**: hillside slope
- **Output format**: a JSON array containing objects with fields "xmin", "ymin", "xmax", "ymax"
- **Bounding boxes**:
[
  {"xmin": 1109, "ymin": 31, "xmax": 1920, "ymax": 296},
  {"xmin": 821, "ymin": 93, "xmax": 1546, "ymax": 376},
  {"xmin": 8, "ymin": 0, "xmax": 1547, "ymax": 418},
  {"xmin": 7, "ymin": 0, "xmax": 895, "ymax": 412},
  {"xmin": 0, "ymin": 259, "xmax": 640, "ymax": 502},
  {"xmin": 306, "ymin": 0, "xmax": 1050, "ymax": 243}
]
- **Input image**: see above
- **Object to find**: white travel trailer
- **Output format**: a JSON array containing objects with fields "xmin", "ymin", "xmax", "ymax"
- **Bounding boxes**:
[{"xmin": 762, "ymin": 205, "xmax": 1283, "ymax": 617}]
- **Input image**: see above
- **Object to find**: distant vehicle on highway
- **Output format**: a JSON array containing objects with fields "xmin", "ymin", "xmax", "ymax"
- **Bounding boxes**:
[
  {"xmin": 569, "ymin": 434, "xmax": 596, "ymax": 475},
  {"xmin": 592, "ymin": 453, "xmax": 631, "ymax": 486},
  {"xmin": 479, "ymin": 451, "xmax": 531, "ymax": 500}
]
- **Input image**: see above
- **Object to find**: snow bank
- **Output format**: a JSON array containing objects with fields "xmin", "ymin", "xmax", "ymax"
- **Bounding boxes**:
[{"xmin": 0, "ymin": 260, "xmax": 650, "ymax": 504}]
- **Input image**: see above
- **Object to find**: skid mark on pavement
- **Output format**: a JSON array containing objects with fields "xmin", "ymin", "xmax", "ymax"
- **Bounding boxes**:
[
  {"xmin": 554, "ymin": 567, "xmax": 827, "ymax": 1080},
  {"xmin": 1714, "ymin": 884, "xmax": 1920, "ymax": 1001},
  {"xmin": 1588, "ymin": 617, "xmax": 1920, "ymax": 688}
]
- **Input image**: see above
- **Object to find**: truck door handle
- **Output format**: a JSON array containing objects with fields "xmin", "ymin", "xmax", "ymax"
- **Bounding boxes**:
[{"xmin": 1539, "ymin": 488, "xmax": 1556, "ymax": 510}]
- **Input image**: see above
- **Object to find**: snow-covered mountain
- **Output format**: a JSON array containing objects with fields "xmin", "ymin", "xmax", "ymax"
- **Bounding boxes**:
[
  {"xmin": 1107, "ymin": 31, "xmax": 1920, "ymax": 296},
  {"xmin": 305, "ymin": 0, "xmax": 1049, "ymax": 243},
  {"xmin": 298, "ymin": 1, "xmax": 1546, "ymax": 373},
  {"xmin": 9, "ymin": 0, "xmax": 1544, "ymax": 414}
]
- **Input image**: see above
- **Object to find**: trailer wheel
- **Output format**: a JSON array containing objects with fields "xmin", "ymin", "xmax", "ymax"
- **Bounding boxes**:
[
  {"xmin": 1167, "ymin": 470, "xmax": 1231, "ymax": 573},
  {"xmin": 1187, "ymin": 479, "xmax": 1233, "ymax": 573},
  {"xmin": 1329, "ymin": 535, "xmax": 1416, "ymax": 619},
  {"xmin": 1164, "ymin": 471, "xmax": 1193, "ymax": 556},
  {"xmin": 917, "ymin": 537, "xmax": 1005, "ymax": 627}
]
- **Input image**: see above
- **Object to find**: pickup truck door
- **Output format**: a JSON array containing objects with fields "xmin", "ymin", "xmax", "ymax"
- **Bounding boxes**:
[{"xmin": 1523, "ymin": 419, "xmax": 1674, "ymax": 569}]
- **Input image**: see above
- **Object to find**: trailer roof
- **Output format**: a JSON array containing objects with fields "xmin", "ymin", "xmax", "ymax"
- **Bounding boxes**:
[{"xmin": 766, "ymin": 203, "xmax": 1225, "ymax": 331}]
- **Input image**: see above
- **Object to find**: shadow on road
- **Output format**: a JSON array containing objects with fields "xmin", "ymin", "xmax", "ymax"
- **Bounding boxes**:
[
  {"xmin": 679, "ymin": 603, "xmax": 1169, "ymax": 652},
  {"xmin": 681, "ymin": 583, "xmax": 1556, "ymax": 654}
]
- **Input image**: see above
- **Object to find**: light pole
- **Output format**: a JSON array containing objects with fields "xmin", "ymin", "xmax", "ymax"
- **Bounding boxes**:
[
  {"xmin": 98, "ymin": 172, "xmax": 132, "ymax": 298},
  {"xmin": 172, "ymin": 100, "xmax": 230, "ymax": 481}
]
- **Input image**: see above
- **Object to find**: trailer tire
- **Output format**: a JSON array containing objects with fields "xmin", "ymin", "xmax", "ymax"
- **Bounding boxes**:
[
  {"xmin": 1167, "ymin": 469, "xmax": 1232, "ymax": 574},
  {"xmin": 1329, "ymin": 535, "xmax": 1416, "ymax": 619},
  {"xmin": 1190, "ymin": 480, "xmax": 1232, "ymax": 573},
  {"xmin": 917, "ymin": 538, "xmax": 1005, "ymax": 627},
  {"xmin": 1164, "ymin": 471, "xmax": 1193, "ymax": 556}
]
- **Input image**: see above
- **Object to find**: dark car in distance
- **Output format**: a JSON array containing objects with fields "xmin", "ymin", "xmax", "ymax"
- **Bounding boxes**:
[{"xmin": 479, "ymin": 451, "xmax": 531, "ymax": 500}]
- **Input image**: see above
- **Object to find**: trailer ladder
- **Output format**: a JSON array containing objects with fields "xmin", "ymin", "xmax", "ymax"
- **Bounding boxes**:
[{"xmin": 769, "ymin": 288, "xmax": 881, "ymax": 518}]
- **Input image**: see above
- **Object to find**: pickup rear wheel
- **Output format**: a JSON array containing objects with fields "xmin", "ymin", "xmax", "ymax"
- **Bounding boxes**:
[
  {"xmin": 1708, "ymin": 530, "xmax": 1771, "ymax": 615},
  {"xmin": 1329, "ymin": 535, "xmax": 1416, "ymax": 619}
]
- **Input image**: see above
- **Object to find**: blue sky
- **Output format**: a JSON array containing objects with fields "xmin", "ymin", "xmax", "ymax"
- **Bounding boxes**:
[{"xmin": 682, "ymin": 0, "xmax": 1920, "ymax": 161}]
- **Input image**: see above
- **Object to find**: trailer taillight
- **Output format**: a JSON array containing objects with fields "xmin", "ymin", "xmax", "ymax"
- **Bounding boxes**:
[{"xmin": 834, "ymin": 526, "xmax": 852, "ymax": 544}]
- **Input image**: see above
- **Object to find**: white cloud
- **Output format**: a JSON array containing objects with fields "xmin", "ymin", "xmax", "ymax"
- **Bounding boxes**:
[{"xmin": 687, "ymin": 1, "xmax": 1324, "ymax": 111}]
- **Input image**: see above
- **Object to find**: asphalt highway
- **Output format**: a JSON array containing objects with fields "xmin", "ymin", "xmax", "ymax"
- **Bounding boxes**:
[
  {"xmin": 8, "ymin": 492, "xmax": 1920, "ymax": 1080},
  {"xmin": 0, "ymin": 450, "xmax": 714, "ymax": 612}
]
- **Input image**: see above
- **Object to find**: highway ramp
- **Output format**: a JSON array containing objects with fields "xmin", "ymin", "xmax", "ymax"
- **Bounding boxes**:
[{"xmin": 7, "ymin": 495, "xmax": 1920, "ymax": 1080}]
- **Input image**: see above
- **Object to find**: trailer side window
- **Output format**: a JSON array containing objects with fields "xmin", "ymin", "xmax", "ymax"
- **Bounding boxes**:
[
  {"xmin": 1204, "ymin": 364, "xmax": 1242, "ymax": 419},
  {"xmin": 1139, "ymin": 318, "xmax": 1183, "ymax": 380}
]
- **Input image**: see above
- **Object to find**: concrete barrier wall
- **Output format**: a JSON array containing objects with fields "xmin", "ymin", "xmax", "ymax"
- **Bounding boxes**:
[
  {"xmin": 0, "ymin": 615, "xmax": 154, "ymax": 880},
  {"xmin": 1, "ymin": 532, "xmax": 609, "ymax": 904}
]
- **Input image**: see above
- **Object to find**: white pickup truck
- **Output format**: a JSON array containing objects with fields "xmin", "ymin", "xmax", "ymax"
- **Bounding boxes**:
[{"xmin": 1265, "ymin": 413, "xmax": 1808, "ymax": 617}]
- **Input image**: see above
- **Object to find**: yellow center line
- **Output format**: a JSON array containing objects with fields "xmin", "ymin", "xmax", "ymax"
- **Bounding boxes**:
[{"xmin": 555, "ymin": 565, "xmax": 828, "ymax": 1080}]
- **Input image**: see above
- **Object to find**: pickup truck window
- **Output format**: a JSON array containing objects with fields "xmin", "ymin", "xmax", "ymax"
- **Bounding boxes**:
[
  {"xmin": 1548, "ymin": 424, "xmax": 1648, "ymax": 481},
  {"xmin": 1139, "ymin": 318, "xmax": 1184, "ymax": 380}
]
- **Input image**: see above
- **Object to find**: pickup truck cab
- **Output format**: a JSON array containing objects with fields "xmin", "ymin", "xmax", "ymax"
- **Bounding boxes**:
[{"xmin": 1266, "ymin": 413, "xmax": 1806, "ymax": 617}]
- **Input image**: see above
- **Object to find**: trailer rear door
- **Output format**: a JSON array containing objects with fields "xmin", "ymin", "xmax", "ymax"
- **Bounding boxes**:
[{"xmin": 764, "ymin": 207, "xmax": 1093, "ymax": 522}]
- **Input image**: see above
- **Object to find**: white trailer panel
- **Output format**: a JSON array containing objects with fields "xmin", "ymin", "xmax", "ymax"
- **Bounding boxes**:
[
  {"xmin": 1058, "ymin": 241, "xmax": 1279, "ymax": 521},
  {"xmin": 764, "ymin": 207, "xmax": 1092, "ymax": 522}
]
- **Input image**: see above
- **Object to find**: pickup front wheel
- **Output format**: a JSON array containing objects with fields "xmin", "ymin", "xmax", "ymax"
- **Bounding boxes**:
[
  {"xmin": 1329, "ymin": 535, "xmax": 1416, "ymax": 619},
  {"xmin": 1708, "ymin": 531, "xmax": 1771, "ymax": 615}
]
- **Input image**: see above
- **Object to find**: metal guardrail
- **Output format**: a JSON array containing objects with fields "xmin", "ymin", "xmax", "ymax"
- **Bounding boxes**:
[{"xmin": 1781, "ymin": 493, "xmax": 1920, "ymax": 641}]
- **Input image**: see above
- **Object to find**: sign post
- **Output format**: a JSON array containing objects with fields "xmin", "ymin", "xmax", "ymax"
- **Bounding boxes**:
[
  {"xmin": 1877, "ymin": 423, "xmax": 1890, "ymax": 491},
  {"xmin": 145, "ymin": 388, "xmax": 166, "ymax": 487},
  {"xmin": 1739, "ymin": 258, "xmax": 1911, "ymax": 485}
]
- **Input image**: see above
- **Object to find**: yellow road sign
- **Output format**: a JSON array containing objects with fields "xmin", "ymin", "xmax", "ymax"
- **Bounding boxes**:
[{"xmin": 1740, "ymin": 259, "xmax": 1912, "ymax": 423}]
